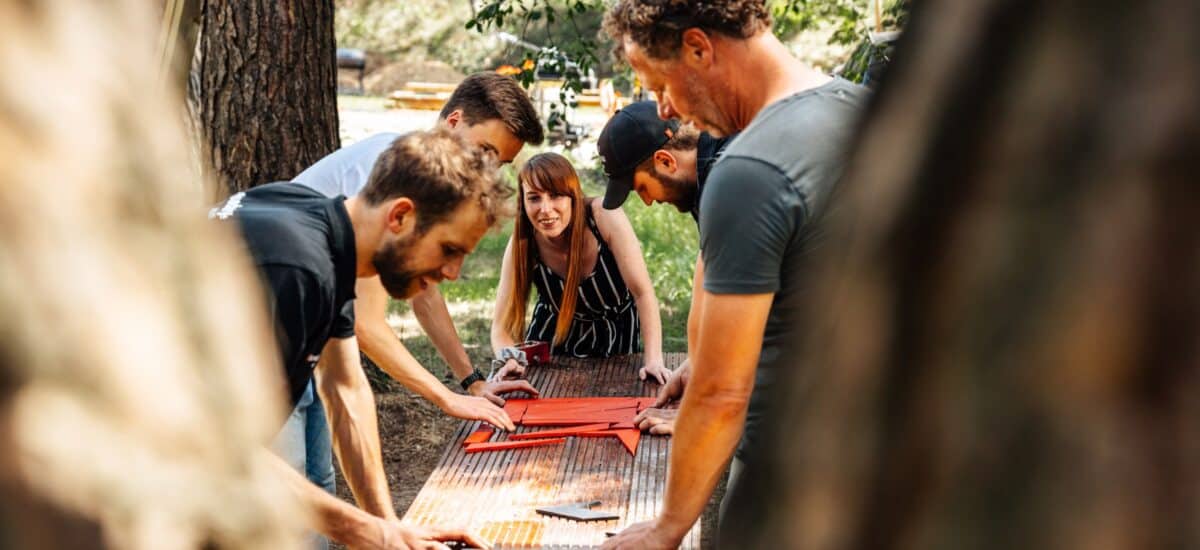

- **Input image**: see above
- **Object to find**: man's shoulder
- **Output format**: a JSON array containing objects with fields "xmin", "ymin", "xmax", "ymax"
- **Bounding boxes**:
[
  {"xmin": 217, "ymin": 183, "xmax": 338, "ymax": 270},
  {"xmin": 722, "ymin": 78, "xmax": 869, "ymax": 168},
  {"xmin": 294, "ymin": 132, "xmax": 402, "ymax": 197}
]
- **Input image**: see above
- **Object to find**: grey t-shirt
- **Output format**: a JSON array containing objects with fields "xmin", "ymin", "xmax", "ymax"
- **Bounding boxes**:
[{"xmin": 699, "ymin": 77, "xmax": 868, "ymax": 461}]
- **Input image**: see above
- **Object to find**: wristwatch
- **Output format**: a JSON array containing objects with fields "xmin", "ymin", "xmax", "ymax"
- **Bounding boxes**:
[{"xmin": 460, "ymin": 368, "xmax": 486, "ymax": 391}]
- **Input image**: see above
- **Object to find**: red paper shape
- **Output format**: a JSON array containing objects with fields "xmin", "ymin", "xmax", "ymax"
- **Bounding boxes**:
[
  {"xmin": 574, "ymin": 429, "xmax": 641, "ymax": 455},
  {"xmin": 614, "ymin": 429, "xmax": 641, "ymax": 455},
  {"xmin": 610, "ymin": 422, "xmax": 636, "ymax": 430},
  {"xmin": 509, "ymin": 423, "xmax": 612, "ymax": 440},
  {"xmin": 503, "ymin": 400, "xmax": 530, "ymax": 423},
  {"xmin": 463, "ymin": 426, "xmax": 494, "ymax": 445},
  {"xmin": 464, "ymin": 437, "xmax": 567, "ymax": 453}
]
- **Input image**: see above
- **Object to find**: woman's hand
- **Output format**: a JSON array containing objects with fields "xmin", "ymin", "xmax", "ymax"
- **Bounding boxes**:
[
  {"xmin": 638, "ymin": 361, "xmax": 669, "ymax": 385},
  {"xmin": 493, "ymin": 357, "xmax": 526, "ymax": 380}
]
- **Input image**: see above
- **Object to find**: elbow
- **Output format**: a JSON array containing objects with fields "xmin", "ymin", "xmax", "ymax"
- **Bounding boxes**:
[{"xmin": 688, "ymin": 384, "xmax": 753, "ymax": 417}]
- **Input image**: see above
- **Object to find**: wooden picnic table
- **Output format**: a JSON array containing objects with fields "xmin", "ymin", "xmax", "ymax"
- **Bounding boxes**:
[{"xmin": 401, "ymin": 352, "xmax": 700, "ymax": 549}]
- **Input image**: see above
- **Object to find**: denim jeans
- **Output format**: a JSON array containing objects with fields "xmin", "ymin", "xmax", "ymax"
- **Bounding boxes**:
[{"xmin": 273, "ymin": 379, "xmax": 336, "ymax": 550}]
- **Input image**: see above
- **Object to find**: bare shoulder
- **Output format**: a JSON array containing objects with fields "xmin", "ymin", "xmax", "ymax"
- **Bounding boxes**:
[{"xmin": 589, "ymin": 197, "xmax": 631, "ymax": 233}]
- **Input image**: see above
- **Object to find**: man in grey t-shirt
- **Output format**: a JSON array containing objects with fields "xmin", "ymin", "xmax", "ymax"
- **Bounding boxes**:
[{"xmin": 602, "ymin": 2, "xmax": 868, "ymax": 548}]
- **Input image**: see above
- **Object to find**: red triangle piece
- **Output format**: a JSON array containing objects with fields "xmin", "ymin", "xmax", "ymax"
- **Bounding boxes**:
[{"xmin": 614, "ymin": 429, "xmax": 640, "ymax": 455}]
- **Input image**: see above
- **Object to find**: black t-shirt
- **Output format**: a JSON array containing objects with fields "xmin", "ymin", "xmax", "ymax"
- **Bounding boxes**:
[
  {"xmin": 690, "ymin": 132, "xmax": 733, "ymax": 225},
  {"xmin": 210, "ymin": 183, "xmax": 357, "ymax": 407}
]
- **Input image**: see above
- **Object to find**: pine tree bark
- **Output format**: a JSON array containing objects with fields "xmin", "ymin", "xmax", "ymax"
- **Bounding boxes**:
[
  {"xmin": 193, "ymin": 0, "xmax": 339, "ymax": 195},
  {"xmin": 722, "ymin": 0, "xmax": 1200, "ymax": 548}
]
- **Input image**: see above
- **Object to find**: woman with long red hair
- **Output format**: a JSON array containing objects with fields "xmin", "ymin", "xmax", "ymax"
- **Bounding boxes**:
[{"xmin": 491, "ymin": 152, "xmax": 668, "ymax": 383}]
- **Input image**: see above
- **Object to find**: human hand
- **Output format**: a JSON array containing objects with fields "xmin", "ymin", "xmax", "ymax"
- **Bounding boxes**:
[
  {"xmin": 632, "ymin": 407, "xmax": 677, "ymax": 435},
  {"xmin": 468, "ymin": 379, "xmax": 541, "ymax": 406},
  {"xmin": 371, "ymin": 519, "xmax": 492, "ymax": 550},
  {"xmin": 653, "ymin": 361, "xmax": 690, "ymax": 407},
  {"xmin": 493, "ymin": 358, "xmax": 525, "ymax": 380},
  {"xmin": 638, "ymin": 361, "xmax": 669, "ymax": 385},
  {"xmin": 439, "ymin": 392, "xmax": 515, "ymax": 431},
  {"xmin": 600, "ymin": 519, "xmax": 682, "ymax": 550}
]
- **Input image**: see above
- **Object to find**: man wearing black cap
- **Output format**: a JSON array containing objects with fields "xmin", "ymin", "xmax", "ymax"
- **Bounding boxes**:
[
  {"xmin": 598, "ymin": 101, "xmax": 733, "ymax": 225},
  {"xmin": 597, "ymin": 101, "xmax": 734, "ymax": 436}
]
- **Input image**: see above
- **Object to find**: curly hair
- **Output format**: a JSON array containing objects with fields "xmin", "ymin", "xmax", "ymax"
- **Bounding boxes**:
[
  {"xmin": 361, "ymin": 128, "xmax": 513, "ymax": 233},
  {"xmin": 603, "ymin": 0, "xmax": 772, "ymax": 61}
]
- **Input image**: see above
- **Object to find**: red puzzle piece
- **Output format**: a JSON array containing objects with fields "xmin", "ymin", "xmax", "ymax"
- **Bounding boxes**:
[
  {"xmin": 509, "ymin": 423, "xmax": 612, "ymax": 440},
  {"xmin": 614, "ymin": 429, "xmax": 641, "ymax": 455},
  {"xmin": 575, "ymin": 429, "xmax": 641, "ymax": 455},
  {"xmin": 462, "ymin": 426, "xmax": 494, "ymax": 445},
  {"xmin": 503, "ymin": 400, "xmax": 530, "ymax": 423},
  {"xmin": 464, "ymin": 437, "xmax": 567, "ymax": 454}
]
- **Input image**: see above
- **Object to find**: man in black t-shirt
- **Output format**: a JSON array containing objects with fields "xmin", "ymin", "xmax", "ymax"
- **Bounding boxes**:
[{"xmin": 211, "ymin": 129, "xmax": 505, "ymax": 549}]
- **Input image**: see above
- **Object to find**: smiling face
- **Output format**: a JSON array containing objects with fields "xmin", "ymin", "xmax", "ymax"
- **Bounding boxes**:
[
  {"xmin": 373, "ymin": 200, "xmax": 490, "ymax": 299},
  {"xmin": 522, "ymin": 184, "xmax": 574, "ymax": 239},
  {"xmin": 623, "ymin": 33, "xmax": 737, "ymax": 137}
]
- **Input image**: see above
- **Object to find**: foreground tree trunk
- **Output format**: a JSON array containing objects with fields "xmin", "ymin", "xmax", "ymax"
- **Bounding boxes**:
[
  {"xmin": 0, "ymin": 1, "xmax": 302, "ymax": 547},
  {"xmin": 193, "ymin": 0, "xmax": 339, "ymax": 195},
  {"xmin": 723, "ymin": 1, "xmax": 1200, "ymax": 548}
]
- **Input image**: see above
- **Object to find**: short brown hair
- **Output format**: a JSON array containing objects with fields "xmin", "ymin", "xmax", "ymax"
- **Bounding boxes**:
[
  {"xmin": 440, "ymin": 72, "xmax": 545, "ymax": 145},
  {"xmin": 361, "ymin": 129, "xmax": 513, "ymax": 232},
  {"xmin": 603, "ymin": 0, "xmax": 772, "ymax": 61}
]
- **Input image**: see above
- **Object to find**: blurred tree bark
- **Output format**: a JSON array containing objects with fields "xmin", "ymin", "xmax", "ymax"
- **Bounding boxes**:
[
  {"xmin": 191, "ymin": 0, "xmax": 339, "ymax": 196},
  {"xmin": 723, "ymin": 0, "xmax": 1200, "ymax": 548}
]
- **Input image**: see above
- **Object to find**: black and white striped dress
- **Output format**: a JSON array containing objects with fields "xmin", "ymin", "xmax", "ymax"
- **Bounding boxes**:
[{"xmin": 525, "ymin": 207, "xmax": 640, "ymax": 358}]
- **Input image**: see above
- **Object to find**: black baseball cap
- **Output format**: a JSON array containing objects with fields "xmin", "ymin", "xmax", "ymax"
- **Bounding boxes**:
[{"xmin": 597, "ymin": 101, "xmax": 680, "ymax": 210}]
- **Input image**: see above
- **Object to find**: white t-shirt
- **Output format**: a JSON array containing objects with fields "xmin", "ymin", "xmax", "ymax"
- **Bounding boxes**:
[{"xmin": 293, "ymin": 132, "xmax": 400, "ymax": 198}]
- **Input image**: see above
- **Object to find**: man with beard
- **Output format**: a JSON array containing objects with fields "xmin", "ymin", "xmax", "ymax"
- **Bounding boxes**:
[
  {"xmin": 598, "ymin": 100, "xmax": 732, "ymax": 223},
  {"xmin": 212, "ymin": 129, "xmax": 501, "ymax": 549},
  {"xmin": 597, "ymin": 100, "xmax": 733, "ymax": 436},
  {"xmin": 288, "ymin": 73, "xmax": 542, "ymax": 508},
  {"xmin": 600, "ymin": 1, "xmax": 869, "ymax": 548}
]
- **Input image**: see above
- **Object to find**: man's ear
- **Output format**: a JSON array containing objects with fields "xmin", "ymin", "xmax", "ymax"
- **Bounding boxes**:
[
  {"xmin": 680, "ymin": 28, "xmax": 714, "ymax": 68},
  {"xmin": 386, "ymin": 198, "xmax": 417, "ymax": 234},
  {"xmin": 654, "ymin": 150, "xmax": 678, "ymax": 173},
  {"xmin": 444, "ymin": 109, "xmax": 463, "ymax": 129}
]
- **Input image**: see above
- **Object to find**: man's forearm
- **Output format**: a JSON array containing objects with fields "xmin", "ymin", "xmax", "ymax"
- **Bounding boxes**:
[
  {"xmin": 658, "ymin": 380, "xmax": 748, "ymax": 535},
  {"xmin": 357, "ymin": 314, "xmax": 456, "ymax": 406},
  {"xmin": 267, "ymin": 450, "xmax": 382, "ymax": 547},
  {"xmin": 410, "ymin": 285, "xmax": 475, "ymax": 380},
  {"xmin": 657, "ymin": 291, "xmax": 770, "ymax": 539},
  {"xmin": 317, "ymin": 339, "xmax": 396, "ymax": 519}
]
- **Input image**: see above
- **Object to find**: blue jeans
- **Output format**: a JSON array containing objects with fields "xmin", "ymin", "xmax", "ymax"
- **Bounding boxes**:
[{"xmin": 273, "ymin": 379, "xmax": 335, "ymax": 549}]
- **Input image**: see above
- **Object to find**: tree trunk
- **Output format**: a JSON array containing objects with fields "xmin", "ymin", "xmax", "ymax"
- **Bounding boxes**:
[
  {"xmin": 723, "ymin": 0, "xmax": 1200, "ymax": 548},
  {"xmin": 193, "ymin": 0, "xmax": 340, "ymax": 195}
]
